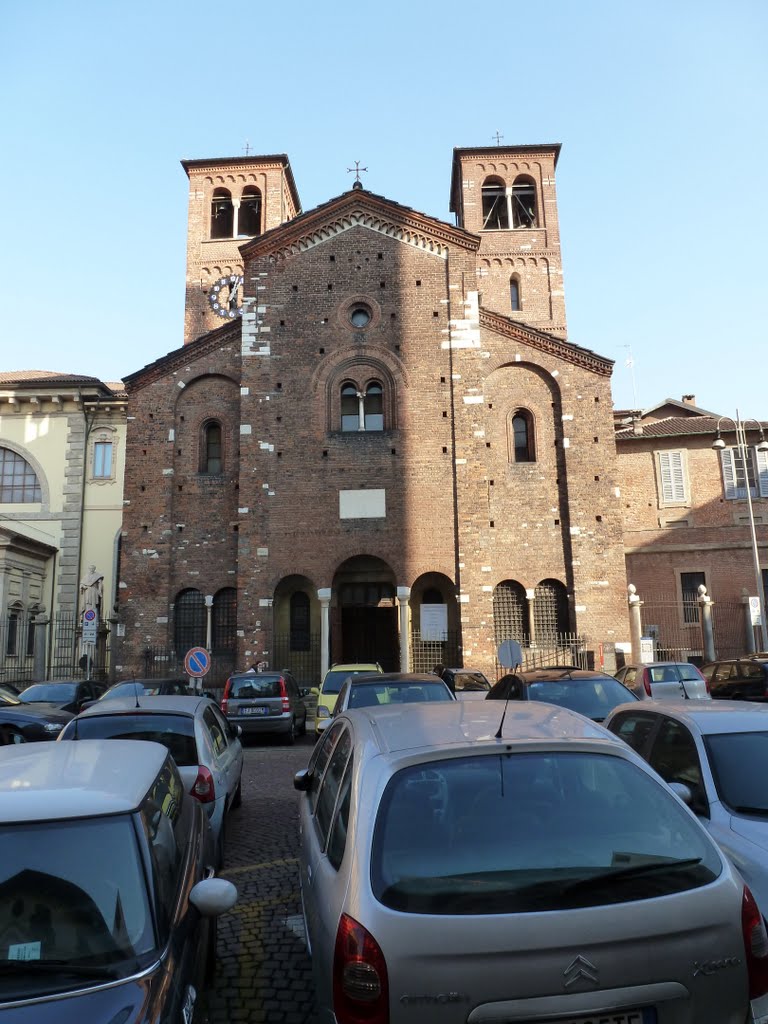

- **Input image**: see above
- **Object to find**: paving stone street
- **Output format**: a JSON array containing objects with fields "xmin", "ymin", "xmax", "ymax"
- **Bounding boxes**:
[{"xmin": 200, "ymin": 734, "xmax": 318, "ymax": 1024}]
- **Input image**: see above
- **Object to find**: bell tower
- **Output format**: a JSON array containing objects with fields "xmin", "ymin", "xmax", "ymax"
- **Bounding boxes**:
[
  {"xmin": 181, "ymin": 154, "xmax": 302, "ymax": 344},
  {"xmin": 450, "ymin": 144, "xmax": 566, "ymax": 339}
]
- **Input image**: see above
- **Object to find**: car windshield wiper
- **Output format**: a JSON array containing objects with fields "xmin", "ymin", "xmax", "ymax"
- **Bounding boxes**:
[
  {"xmin": 732, "ymin": 805, "xmax": 768, "ymax": 817},
  {"xmin": 0, "ymin": 959, "xmax": 127, "ymax": 978},
  {"xmin": 560, "ymin": 857, "xmax": 703, "ymax": 894}
]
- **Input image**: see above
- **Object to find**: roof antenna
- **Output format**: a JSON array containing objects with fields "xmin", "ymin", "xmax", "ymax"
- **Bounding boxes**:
[
  {"xmin": 494, "ymin": 639, "xmax": 524, "ymax": 740},
  {"xmin": 495, "ymin": 668, "xmax": 521, "ymax": 739}
]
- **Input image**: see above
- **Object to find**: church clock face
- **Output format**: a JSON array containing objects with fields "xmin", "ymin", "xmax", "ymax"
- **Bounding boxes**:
[{"xmin": 208, "ymin": 274, "xmax": 244, "ymax": 318}]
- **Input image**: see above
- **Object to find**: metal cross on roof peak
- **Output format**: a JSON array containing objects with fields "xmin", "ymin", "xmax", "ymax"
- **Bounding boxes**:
[
  {"xmin": 243, "ymin": 140, "xmax": 252, "ymax": 156},
  {"xmin": 492, "ymin": 131, "xmax": 504, "ymax": 146},
  {"xmin": 347, "ymin": 161, "xmax": 368, "ymax": 189}
]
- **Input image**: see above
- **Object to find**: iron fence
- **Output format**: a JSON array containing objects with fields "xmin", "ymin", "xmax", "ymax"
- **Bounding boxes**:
[
  {"xmin": 493, "ymin": 634, "xmax": 590, "ymax": 678},
  {"xmin": 640, "ymin": 599, "xmax": 746, "ymax": 664},
  {"xmin": 271, "ymin": 634, "xmax": 322, "ymax": 688},
  {"xmin": 410, "ymin": 630, "xmax": 461, "ymax": 673},
  {"xmin": 0, "ymin": 611, "xmax": 111, "ymax": 685}
]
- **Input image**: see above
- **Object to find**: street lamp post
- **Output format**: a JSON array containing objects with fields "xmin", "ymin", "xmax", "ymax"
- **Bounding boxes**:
[{"xmin": 712, "ymin": 410, "xmax": 768, "ymax": 651}]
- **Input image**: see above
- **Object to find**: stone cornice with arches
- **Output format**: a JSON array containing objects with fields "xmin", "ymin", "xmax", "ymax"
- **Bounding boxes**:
[{"xmin": 480, "ymin": 309, "xmax": 613, "ymax": 377}]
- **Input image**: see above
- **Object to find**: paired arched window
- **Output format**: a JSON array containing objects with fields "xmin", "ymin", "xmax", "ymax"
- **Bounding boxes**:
[
  {"xmin": 238, "ymin": 186, "xmax": 262, "ymax": 237},
  {"xmin": 210, "ymin": 188, "xmax": 234, "ymax": 239},
  {"xmin": 340, "ymin": 381, "xmax": 385, "ymax": 432},
  {"xmin": 290, "ymin": 592, "xmax": 311, "ymax": 652},
  {"xmin": 510, "ymin": 276, "xmax": 521, "ymax": 312},
  {"xmin": 0, "ymin": 448, "xmax": 41, "ymax": 503},
  {"xmin": 509, "ymin": 410, "xmax": 535, "ymax": 463},
  {"xmin": 511, "ymin": 176, "xmax": 537, "ymax": 228},
  {"xmin": 481, "ymin": 177, "xmax": 509, "ymax": 229},
  {"xmin": 201, "ymin": 420, "xmax": 223, "ymax": 474},
  {"xmin": 212, "ymin": 587, "xmax": 237, "ymax": 655},
  {"xmin": 173, "ymin": 589, "xmax": 206, "ymax": 655},
  {"xmin": 534, "ymin": 579, "xmax": 569, "ymax": 640}
]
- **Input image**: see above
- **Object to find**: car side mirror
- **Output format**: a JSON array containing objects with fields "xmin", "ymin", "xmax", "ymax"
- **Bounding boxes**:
[
  {"xmin": 293, "ymin": 768, "xmax": 313, "ymax": 792},
  {"xmin": 310, "ymin": 686, "xmax": 320, "ymax": 695},
  {"xmin": 189, "ymin": 877, "xmax": 238, "ymax": 917},
  {"xmin": 230, "ymin": 723, "xmax": 242, "ymax": 739},
  {"xmin": 668, "ymin": 782, "xmax": 693, "ymax": 805},
  {"xmin": 300, "ymin": 687, "xmax": 311, "ymax": 698}
]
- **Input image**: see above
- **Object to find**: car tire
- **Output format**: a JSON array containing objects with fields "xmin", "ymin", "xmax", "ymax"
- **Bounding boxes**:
[
  {"xmin": 205, "ymin": 918, "xmax": 218, "ymax": 984},
  {"xmin": 299, "ymin": 713, "xmax": 307, "ymax": 737},
  {"xmin": 232, "ymin": 776, "xmax": 242, "ymax": 809},
  {"xmin": 216, "ymin": 820, "xmax": 226, "ymax": 871},
  {"xmin": 0, "ymin": 726, "xmax": 25, "ymax": 746},
  {"xmin": 284, "ymin": 717, "xmax": 296, "ymax": 746}
]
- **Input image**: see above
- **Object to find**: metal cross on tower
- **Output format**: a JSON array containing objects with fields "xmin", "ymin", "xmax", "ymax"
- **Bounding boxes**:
[
  {"xmin": 347, "ymin": 161, "xmax": 368, "ymax": 189},
  {"xmin": 492, "ymin": 131, "xmax": 504, "ymax": 146}
]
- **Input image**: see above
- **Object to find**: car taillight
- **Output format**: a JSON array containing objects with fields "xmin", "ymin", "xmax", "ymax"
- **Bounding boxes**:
[
  {"xmin": 191, "ymin": 765, "xmax": 215, "ymax": 804},
  {"xmin": 742, "ymin": 886, "xmax": 768, "ymax": 999},
  {"xmin": 333, "ymin": 913, "xmax": 388, "ymax": 1024},
  {"xmin": 643, "ymin": 668, "xmax": 652, "ymax": 696},
  {"xmin": 221, "ymin": 677, "xmax": 232, "ymax": 715},
  {"xmin": 279, "ymin": 677, "xmax": 290, "ymax": 712}
]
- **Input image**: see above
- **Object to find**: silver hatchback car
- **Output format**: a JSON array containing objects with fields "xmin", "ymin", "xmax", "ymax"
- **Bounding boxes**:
[{"xmin": 295, "ymin": 702, "xmax": 768, "ymax": 1024}]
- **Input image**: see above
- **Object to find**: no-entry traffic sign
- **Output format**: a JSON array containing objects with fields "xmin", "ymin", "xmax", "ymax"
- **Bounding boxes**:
[{"xmin": 184, "ymin": 647, "xmax": 211, "ymax": 677}]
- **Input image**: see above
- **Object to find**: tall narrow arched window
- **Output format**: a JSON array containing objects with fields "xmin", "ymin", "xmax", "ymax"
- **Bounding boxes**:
[
  {"xmin": 481, "ymin": 177, "xmax": 509, "ymax": 229},
  {"xmin": 290, "ymin": 592, "xmax": 310, "ymax": 651},
  {"xmin": 0, "ymin": 448, "xmax": 42, "ymax": 503},
  {"xmin": 510, "ymin": 276, "xmax": 521, "ymax": 312},
  {"xmin": 210, "ymin": 188, "xmax": 234, "ymax": 239},
  {"xmin": 212, "ymin": 588, "xmax": 237, "ymax": 655},
  {"xmin": 237, "ymin": 186, "xmax": 262, "ymax": 237},
  {"xmin": 493, "ymin": 580, "xmax": 529, "ymax": 645},
  {"xmin": 6, "ymin": 605, "xmax": 21, "ymax": 656},
  {"xmin": 364, "ymin": 382, "xmax": 384, "ymax": 431},
  {"xmin": 510, "ymin": 410, "xmax": 535, "ymax": 463},
  {"xmin": 174, "ymin": 589, "xmax": 206, "ymax": 656},
  {"xmin": 341, "ymin": 383, "xmax": 359, "ymax": 431},
  {"xmin": 201, "ymin": 421, "xmax": 223, "ymax": 474},
  {"xmin": 534, "ymin": 579, "xmax": 569, "ymax": 642},
  {"xmin": 511, "ymin": 176, "xmax": 537, "ymax": 228}
]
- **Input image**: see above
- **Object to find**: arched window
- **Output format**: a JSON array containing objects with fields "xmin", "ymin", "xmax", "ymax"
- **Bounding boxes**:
[
  {"xmin": 5, "ymin": 605, "xmax": 21, "ymax": 657},
  {"xmin": 481, "ymin": 177, "xmax": 509, "ymax": 229},
  {"xmin": 509, "ymin": 410, "xmax": 535, "ymax": 463},
  {"xmin": 534, "ymin": 579, "xmax": 569, "ymax": 642},
  {"xmin": 210, "ymin": 188, "xmax": 234, "ymax": 239},
  {"xmin": 364, "ymin": 382, "xmax": 384, "ymax": 431},
  {"xmin": 212, "ymin": 588, "xmax": 237, "ymax": 655},
  {"xmin": 341, "ymin": 383, "xmax": 360, "ymax": 431},
  {"xmin": 290, "ymin": 592, "xmax": 310, "ymax": 652},
  {"xmin": 493, "ymin": 581, "xmax": 528, "ymax": 645},
  {"xmin": 510, "ymin": 276, "xmax": 521, "ymax": 312},
  {"xmin": 511, "ymin": 176, "xmax": 537, "ymax": 228},
  {"xmin": 0, "ymin": 448, "xmax": 41, "ymax": 503},
  {"xmin": 237, "ymin": 186, "xmax": 262, "ymax": 237},
  {"xmin": 174, "ymin": 589, "xmax": 206, "ymax": 656},
  {"xmin": 201, "ymin": 421, "xmax": 223, "ymax": 474}
]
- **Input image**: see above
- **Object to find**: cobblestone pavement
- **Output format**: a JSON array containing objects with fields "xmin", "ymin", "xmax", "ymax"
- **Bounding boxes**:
[{"xmin": 199, "ymin": 732, "xmax": 318, "ymax": 1024}]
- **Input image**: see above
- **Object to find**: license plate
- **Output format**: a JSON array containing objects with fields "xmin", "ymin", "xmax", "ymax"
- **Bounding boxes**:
[
  {"xmin": 242, "ymin": 705, "xmax": 269, "ymax": 715},
  {"xmin": 526, "ymin": 1012, "xmax": 649, "ymax": 1024}
]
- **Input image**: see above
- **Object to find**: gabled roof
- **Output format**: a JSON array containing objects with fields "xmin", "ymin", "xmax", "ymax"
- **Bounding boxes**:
[
  {"xmin": 639, "ymin": 397, "xmax": 721, "ymax": 420},
  {"xmin": 239, "ymin": 186, "xmax": 478, "ymax": 262},
  {"xmin": 123, "ymin": 320, "xmax": 241, "ymax": 392},
  {"xmin": 615, "ymin": 415, "xmax": 768, "ymax": 441},
  {"xmin": 0, "ymin": 371, "xmax": 122, "ymax": 398},
  {"xmin": 479, "ymin": 309, "xmax": 613, "ymax": 377}
]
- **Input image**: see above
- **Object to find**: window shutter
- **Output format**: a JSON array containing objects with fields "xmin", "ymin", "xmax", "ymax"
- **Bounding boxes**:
[
  {"xmin": 721, "ymin": 448, "xmax": 738, "ymax": 499},
  {"xmin": 757, "ymin": 447, "xmax": 768, "ymax": 497},
  {"xmin": 658, "ymin": 451, "xmax": 686, "ymax": 502}
]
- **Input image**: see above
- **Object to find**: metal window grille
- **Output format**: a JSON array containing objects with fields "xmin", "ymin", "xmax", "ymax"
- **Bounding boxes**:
[
  {"xmin": 174, "ymin": 590, "xmax": 206, "ymax": 656},
  {"xmin": 493, "ymin": 581, "xmax": 528, "ymax": 645},
  {"xmin": 289, "ymin": 592, "xmax": 311, "ymax": 652},
  {"xmin": 212, "ymin": 588, "xmax": 237, "ymax": 654},
  {"xmin": 409, "ymin": 630, "xmax": 461, "ymax": 673},
  {"xmin": 533, "ymin": 580, "xmax": 569, "ymax": 644},
  {"xmin": 272, "ymin": 633, "xmax": 321, "ymax": 688}
]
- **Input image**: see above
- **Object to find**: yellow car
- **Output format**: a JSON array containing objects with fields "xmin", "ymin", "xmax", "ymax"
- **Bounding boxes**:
[{"xmin": 312, "ymin": 662, "xmax": 382, "ymax": 736}]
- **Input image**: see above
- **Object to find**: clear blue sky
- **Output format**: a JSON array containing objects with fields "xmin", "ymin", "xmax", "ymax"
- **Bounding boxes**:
[{"xmin": 2, "ymin": 0, "xmax": 766, "ymax": 416}]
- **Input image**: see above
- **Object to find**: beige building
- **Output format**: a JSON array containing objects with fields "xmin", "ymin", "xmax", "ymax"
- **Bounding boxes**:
[{"xmin": 0, "ymin": 372, "xmax": 126, "ymax": 682}]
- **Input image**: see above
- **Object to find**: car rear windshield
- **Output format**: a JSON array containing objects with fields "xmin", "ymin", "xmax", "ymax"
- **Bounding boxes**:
[
  {"xmin": 21, "ymin": 683, "xmax": 76, "ymax": 702},
  {"xmin": 453, "ymin": 672, "xmax": 490, "ymax": 692},
  {"xmin": 705, "ymin": 731, "xmax": 768, "ymax": 814},
  {"xmin": 371, "ymin": 750, "xmax": 720, "ymax": 914},
  {"xmin": 64, "ymin": 714, "xmax": 198, "ymax": 766},
  {"xmin": 322, "ymin": 670, "xmax": 372, "ymax": 695},
  {"xmin": 229, "ymin": 675, "xmax": 282, "ymax": 699},
  {"xmin": 527, "ymin": 677, "xmax": 634, "ymax": 720},
  {"xmin": 348, "ymin": 681, "xmax": 453, "ymax": 708},
  {"xmin": 0, "ymin": 814, "xmax": 154, "ymax": 991}
]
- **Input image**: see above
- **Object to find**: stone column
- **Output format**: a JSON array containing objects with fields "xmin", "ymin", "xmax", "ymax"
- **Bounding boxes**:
[
  {"xmin": 317, "ymin": 588, "xmax": 332, "ymax": 680},
  {"xmin": 698, "ymin": 585, "xmax": 716, "ymax": 664},
  {"xmin": 33, "ymin": 613, "xmax": 49, "ymax": 682},
  {"xmin": 396, "ymin": 587, "xmax": 411, "ymax": 672},
  {"xmin": 204, "ymin": 594, "xmax": 214, "ymax": 652},
  {"xmin": 525, "ymin": 588, "xmax": 536, "ymax": 646},
  {"xmin": 627, "ymin": 584, "xmax": 643, "ymax": 663}
]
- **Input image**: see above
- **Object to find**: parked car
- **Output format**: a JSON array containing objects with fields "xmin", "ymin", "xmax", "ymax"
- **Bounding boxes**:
[
  {"xmin": 295, "ymin": 701, "xmax": 768, "ymax": 1024},
  {"xmin": 82, "ymin": 677, "xmax": 194, "ymax": 709},
  {"xmin": 330, "ymin": 672, "xmax": 455, "ymax": 718},
  {"xmin": 0, "ymin": 698, "xmax": 73, "ymax": 744},
  {"xmin": 439, "ymin": 667, "xmax": 492, "ymax": 700},
  {"xmin": 485, "ymin": 667, "xmax": 639, "ymax": 721},
  {"xmin": 57, "ymin": 695, "xmax": 243, "ymax": 866},
  {"xmin": 221, "ymin": 669, "xmax": 309, "ymax": 743},
  {"xmin": 604, "ymin": 699, "xmax": 768, "ymax": 922},
  {"xmin": 18, "ymin": 679, "xmax": 105, "ymax": 715},
  {"xmin": 701, "ymin": 656, "xmax": 768, "ymax": 701},
  {"xmin": 615, "ymin": 660, "xmax": 710, "ymax": 700},
  {"xmin": 311, "ymin": 661, "xmax": 383, "ymax": 735},
  {"xmin": 0, "ymin": 738, "xmax": 237, "ymax": 1022}
]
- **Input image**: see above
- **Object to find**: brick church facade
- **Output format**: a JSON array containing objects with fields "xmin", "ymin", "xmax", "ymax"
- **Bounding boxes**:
[{"xmin": 116, "ymin": 144, "xmax": 630, "ymax": 685}]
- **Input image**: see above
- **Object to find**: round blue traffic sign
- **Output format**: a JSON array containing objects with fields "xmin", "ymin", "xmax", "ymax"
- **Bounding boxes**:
[{"xmin": 184, "ymin": 646, "xmax": 211, "ymax": 677}]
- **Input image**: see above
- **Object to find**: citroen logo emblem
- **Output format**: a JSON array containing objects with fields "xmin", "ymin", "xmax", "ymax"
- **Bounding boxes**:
[{"xmin": 563, "ymin": 954, "xmax": 599, "ymax": 988}]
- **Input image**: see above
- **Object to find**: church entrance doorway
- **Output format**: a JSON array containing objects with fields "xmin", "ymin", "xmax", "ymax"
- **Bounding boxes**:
[{"xmin": 331, "ymin": 556, "xmax": 399, "ymax": 671}]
